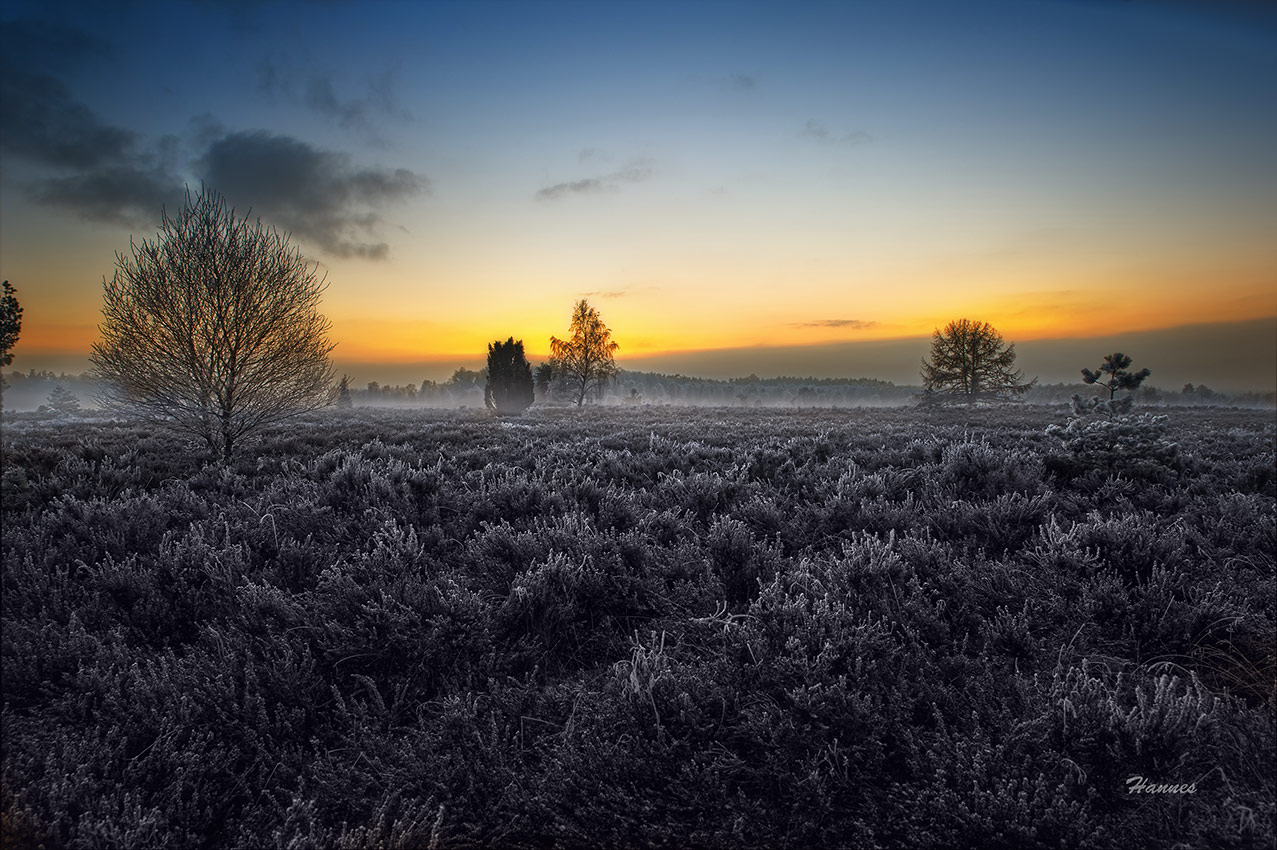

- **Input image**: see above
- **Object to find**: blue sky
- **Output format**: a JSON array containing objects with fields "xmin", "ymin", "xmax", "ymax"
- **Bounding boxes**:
[{"xmin": 2, "ymin": 0, "xmax": 1275, "ymax": 389}]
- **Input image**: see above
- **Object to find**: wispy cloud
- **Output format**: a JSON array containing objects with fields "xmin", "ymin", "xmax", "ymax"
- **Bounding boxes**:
[
  {"xmin": 578, "ymin": 286, "xmax": 662, "ymax": 299},
  {"xmin": 802, "ymin": 119, "xmax": 872, "ymax": 147},
  {"xmin": 197, "ymin": 131, "xmax": 429, "ymax": 260},
  {"xmin": 536, "ymin": 178, "xmax": 606, "ymax": 200},
  {"xmin": 791, "ymin": 319, "xmax": 878, "ymax": 330},
  {"xmin": 727, "ymin": 72, "xmax": 758, "ymax": 92},
  {"xmin": 536, "ymin": 157, "xmax": 655, "ymax": 201},
  {"xmin": 256, "ymin": 55, "xmax": 410, "ymax": 144}
]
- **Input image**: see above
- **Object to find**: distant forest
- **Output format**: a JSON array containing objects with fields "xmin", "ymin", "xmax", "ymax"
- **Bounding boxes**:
[{"xmin": 4, "ymin": 367, "xmax": 1274, "ymax": 414}]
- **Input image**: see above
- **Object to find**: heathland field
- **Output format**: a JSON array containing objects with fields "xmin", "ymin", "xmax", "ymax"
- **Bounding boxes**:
[{"xmin": 2, "ymin": 404, "xmax": 1274, "ymax": 849}]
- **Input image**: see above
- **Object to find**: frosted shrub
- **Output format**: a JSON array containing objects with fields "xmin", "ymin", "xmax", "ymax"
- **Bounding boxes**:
[
  {"xmin": 497, "ymin": 551, "xmax": 659, "ymax": 670},
  {"xmin": 706, "ymin": 516, "xmax": 778, "ymax": 605},
  {"xmin": 4, "ymin": 405, "xmax": 1273, "ymax": 849},
  {"xmin": 1043, "ymin": 662, "xmax": 1220, "ymax": 786},
  {"xmin": 936, "ymin": 438, "xmax": 1044, "ymax": 500},
  {"xmin": 1047, "ymin": 414, "xmax": 1178, "ymax": 478},
  {"xmin": 1070, "ymin": 393, "xmax": 1133, "ymax": 418}
]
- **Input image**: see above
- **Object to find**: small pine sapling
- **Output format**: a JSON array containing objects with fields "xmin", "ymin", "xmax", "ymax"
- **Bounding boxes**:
[{"xmin": 1081, "ymin": 352, "xmax": 1150, "ymax": 400}]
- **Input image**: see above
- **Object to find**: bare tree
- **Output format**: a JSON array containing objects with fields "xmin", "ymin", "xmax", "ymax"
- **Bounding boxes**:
[
  {"xmin": 920, "ymin": 318, "xmax": 1034, "ymax": 403},
  {"xmin": 91, "ymin": 187, "xmax": 336, "ymax": 458},
  {"xmin": 549, "ymin": 299, "xmax": 619, "ymax": 406}
]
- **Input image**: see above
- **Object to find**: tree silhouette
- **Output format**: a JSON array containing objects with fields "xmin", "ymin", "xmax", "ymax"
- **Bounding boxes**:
[
  {"xmin": 1081, "ymin": 352, "xmax": 1150, "ymax": 400},
  {"xmin": 41, "ymin": 385, "xmax": 81, "ymax": 415},
  {"xmin": 549, "ymin": 300, "xmax": 619, "ymax": 406},
  {"xmin": 0, "ymin": 281, "xmax": 21, "ymax": 411},
  {"xmin": 0, "ymin": 281, "xmax": 21, "ymax": 369},
  {"xmin": 91, "ymin": 187, "xmax": 336, "ymax": 458},
  {"xmin": 533, "ymin": 363, "xmax": 554, "ymax": 401},
  {"xmin": 920, "ymin": 318, "xmax": 1034, "ymax": 403},
  {"xmin": 336, "ymin": 374, "xmax": 353, "ymax": 409},
  {"xmin": 485, "ymin": 337, "xmax": 534, "ymax": 415}
]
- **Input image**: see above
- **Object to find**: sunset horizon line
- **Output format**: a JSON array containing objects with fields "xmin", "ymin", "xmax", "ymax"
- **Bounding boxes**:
[{"xmin": 12, "ymin": 315, "xmax": 1275, "ymax": 395}]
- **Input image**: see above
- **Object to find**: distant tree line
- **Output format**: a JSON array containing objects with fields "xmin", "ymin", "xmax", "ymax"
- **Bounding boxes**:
[
  {"xmin": 4, "ymin": 367, "xmax": 1273, "ymax": 415},
  {"xmin": 611, "ymin": 371, "xmax": 917, "ymax": 407}
]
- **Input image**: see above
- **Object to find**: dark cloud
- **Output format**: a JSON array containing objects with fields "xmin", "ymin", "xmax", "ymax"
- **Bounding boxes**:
[
  {"xmin": 792, "ymin": 319, "xmax": 878, "ymax": 330},
  {"xmin": 803, "ymin": 120, "xmax": 872, "ymax": 147},
  {"xmin": 0, "ymin": 15, "xmax": 186, "ymax": 224},
  {"xmin": 0, "ymin": 67, "xmax": 136, "ymax": 170},
  {"xmin": 0, "ymin": 12, "xmax": 422, "ymax": 252},
  {"xmin": 257, "ymin": 56, "xmax": 409, "ymax": 142},
  {"xmin": 535, "ymin": 158, "xmax": 654, "ymax": 201},
  {"xmin": 0, "ymin": 38, "xmax": 184, "ymax": 225},
  {"xmin": 3, "ymin": 65, "xmax": 424, "ymax": 252},
  {"xmin": 28, "ymin": 166, "xmax": 184, "ymax": 226},
  {"xmin": 728, "ymin": 72, "xmax": 758, "ymax": 92},
  {"xmin": 197, "ymin": 131, "xmax": 429, "ymax": 259}
]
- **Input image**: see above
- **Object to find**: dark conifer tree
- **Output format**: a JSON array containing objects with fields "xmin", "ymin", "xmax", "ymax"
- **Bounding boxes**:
[
  {"xmin": 0, "ymin": 280, "xmax": 20, "ymax": 369},
  {"xmin": 486, "ymin": 337, "xmax": 534, "ymax": 414},
  {"xmin": 534, "ymin": 363, "xmax": 554, "ymax": 401},
  {"xmin": 0, "ymin": 280, "xmax": 21, "ymax": 411},
  {"xmin": 1081, "ymin": 353, "xmax": 1151, "ymax": 399}
]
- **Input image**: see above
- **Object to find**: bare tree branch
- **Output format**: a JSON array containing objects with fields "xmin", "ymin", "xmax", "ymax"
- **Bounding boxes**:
[{"xmin": 90, "ymin": 186, "xmax": 336, "ymax": 458}]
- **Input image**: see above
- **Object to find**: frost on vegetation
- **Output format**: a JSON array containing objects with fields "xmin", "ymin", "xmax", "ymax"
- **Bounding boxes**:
[
  {"xmin": 1070, "ymin": 393, "xmax": 1133, "ymax": 419},
  {"xmin": 0, "ymin": 404, "xmax": 1273, "ymax": 849},
  {"xmin": 1047, "ymin": 413, "xmax": 1179, "ymax": 475}
]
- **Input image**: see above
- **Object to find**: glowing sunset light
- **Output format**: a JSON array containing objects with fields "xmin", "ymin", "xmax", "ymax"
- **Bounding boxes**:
[{"xmin": 0, "ymin": 0, "xmax": 1273, "ymax": 392}]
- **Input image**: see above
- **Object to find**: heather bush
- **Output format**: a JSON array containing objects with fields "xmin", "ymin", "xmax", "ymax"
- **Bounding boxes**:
[
  {"xmin": 2, "ymin": 405, "xmax": 1273, "ymax": 848},
  {"xmin": 1047, "ymin": 413, "xmax": 1180, "ymax": 481}
]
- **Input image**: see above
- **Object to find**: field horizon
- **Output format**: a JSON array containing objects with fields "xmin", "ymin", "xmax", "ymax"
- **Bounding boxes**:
[{"xmin": 12, "ymin": 315, "xmax": 1276, "ymax": 398}]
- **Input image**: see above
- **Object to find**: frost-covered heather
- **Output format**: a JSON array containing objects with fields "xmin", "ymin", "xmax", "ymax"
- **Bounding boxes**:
[{"xmin": 2, "ymin": 404, "xmax": 1274, "ymax": 849}]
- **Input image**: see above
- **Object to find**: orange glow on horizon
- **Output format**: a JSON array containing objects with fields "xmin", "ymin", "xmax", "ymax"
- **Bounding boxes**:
[{"xmin": 12, "ymin": 261, "xmax": 1274, "ymax": 369}]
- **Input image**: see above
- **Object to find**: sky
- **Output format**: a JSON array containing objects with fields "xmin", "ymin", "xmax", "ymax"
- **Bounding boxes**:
[{"xmin": 1, "ymin": 0, "xmax": 1275, "ymax": 391}]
